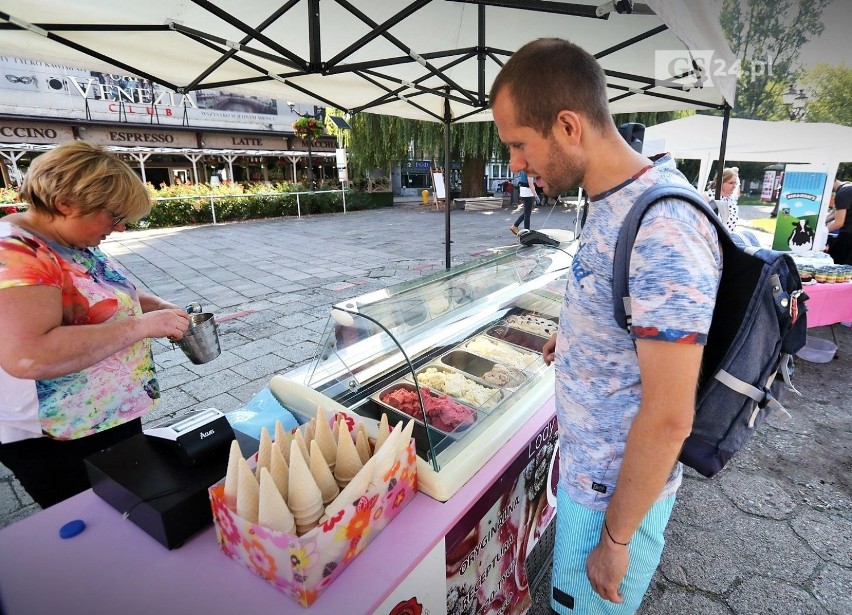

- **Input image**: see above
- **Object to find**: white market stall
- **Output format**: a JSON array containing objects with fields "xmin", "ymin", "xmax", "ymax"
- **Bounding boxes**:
[
  {"xmin": 0, "ymin": 3, "xmax": 740, "ymax": 614},
  {"xmin": 643, "ymin": 114, "xmax": 852, "ymax": 248}
]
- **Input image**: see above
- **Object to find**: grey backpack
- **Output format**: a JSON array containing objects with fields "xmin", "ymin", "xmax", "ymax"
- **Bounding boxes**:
[{"xmin": 613, "ymin": 184, "xmax": 808, "ymax": 477}]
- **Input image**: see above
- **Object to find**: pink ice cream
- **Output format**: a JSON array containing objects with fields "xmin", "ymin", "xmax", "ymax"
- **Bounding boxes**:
[{"xmin": 380, "ymin": 386, "xmax": 476, "ymax": 432}]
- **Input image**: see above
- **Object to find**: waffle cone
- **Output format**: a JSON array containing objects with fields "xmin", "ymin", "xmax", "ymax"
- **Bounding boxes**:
[
  {"xmin": 223, "ymin": 439, "xmax": 243, "ymax": 512},
  {"xmin": 371, "ymin": 421, "xmax": 403, "ymax": 484},
  {"xmin": 269, "ymin": 441, "xmax": 289, "ymax": 499},
  {"xmin": 334, "ymin": 420, "xmax": 364, "ymax": 488},
  {"xmin": 256, "ymin": 426, "xmax": 272, "ymax": 475},
  {"xmin": 309, "ymin": 441, "xmax": 340, "ymax": 505},
  {"xmin": 293, "ymin": 429, "xmax": 311, "ymax": 466},
  {"xmin": 304, "ymin": 418, "xmax": 316, "ymax": 445},
  {"xmin": 258, "ymin": 467, "xmax": 295, "ymax": 534},
  {"xmin": 314, "ymin": 407, "xmax": 337, "ymax": 469},
  {"xmin": 355, "ymin": 427, "xmax": 371, "ymax": 465},
  {"xmin": 287, "ymin": 440, "xmax": 323, "ymax": 526},
  {"xmin": 274, "ymin": 420, "xmax": 292, "ymax": 457},
  {"xmin": 373, "ymin": 413, "xmax": 391, "ymax": 453},
  {"xmin": 236, "ymin": 457, "xmax": 259, "ymax": 523}
]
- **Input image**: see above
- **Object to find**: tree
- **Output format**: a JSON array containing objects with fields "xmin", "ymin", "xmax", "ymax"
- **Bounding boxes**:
[
  {"xmin": 720, "ymin": 0, "xmax": 830, "ymax": 119},
  {"xmin": 802, "ymin": 63, "xmax": 852, "ymax": 126},
  {"xmin": 346, "ymin": 113, "xmax": 506, "ymax": 197}
]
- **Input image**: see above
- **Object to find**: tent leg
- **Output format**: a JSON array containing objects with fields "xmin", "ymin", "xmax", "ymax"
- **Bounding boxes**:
[
  {"xmin": 444, "ymin": 93, "xmax": 452, "ymax": 270},
  {"xmin": 714, "ymin": 104, "xmax": 731, "ymax": 199}
]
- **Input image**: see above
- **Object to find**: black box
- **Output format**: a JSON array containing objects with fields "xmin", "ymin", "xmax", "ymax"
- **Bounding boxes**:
[{"xmin": 84, "ymin": 433, "xmax": 230, "ymax": 549}]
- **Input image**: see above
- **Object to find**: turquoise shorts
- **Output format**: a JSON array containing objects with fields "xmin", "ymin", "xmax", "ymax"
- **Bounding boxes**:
[{"xmin": 551, "ymin": 486, "xmax": 675, "ymax": 614}]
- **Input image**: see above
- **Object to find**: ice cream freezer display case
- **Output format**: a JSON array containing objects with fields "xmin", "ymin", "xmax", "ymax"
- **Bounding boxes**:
[{"xmin": 278, "ymin": 239, "xmax": 574, "ymax": 502}]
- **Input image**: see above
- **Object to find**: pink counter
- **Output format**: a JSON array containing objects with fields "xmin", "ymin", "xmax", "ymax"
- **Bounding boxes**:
[
  {"xmin": 805, "ymin": 282, "xmax": 852, "ymax": 328},
  {"xmin": 0, "ymin": 399, "xmax": 557, "ymax": 615}
]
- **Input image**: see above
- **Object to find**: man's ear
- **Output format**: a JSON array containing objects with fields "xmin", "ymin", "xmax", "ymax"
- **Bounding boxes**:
[{"xmin": 554, "ymin": 110, "xmax": 582, "ymax": 146}]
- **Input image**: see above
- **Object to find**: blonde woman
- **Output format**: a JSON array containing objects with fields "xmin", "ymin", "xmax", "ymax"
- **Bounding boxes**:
[
  {"xmin": 0, "ymin": 141, "xmax": 190, "ymax": 507},
  {"xmin": 706, "ymin": 167, "xmax": 740, "ymax": 233}
]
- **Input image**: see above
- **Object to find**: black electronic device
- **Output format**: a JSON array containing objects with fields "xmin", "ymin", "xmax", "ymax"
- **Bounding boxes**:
[
  {"xmin": 84, "ymin": 433, "xmax": 228, "ymax": 549},
  {"xmin": 518, "ymin": 229, "xmax": 560, "ymax": 247}
]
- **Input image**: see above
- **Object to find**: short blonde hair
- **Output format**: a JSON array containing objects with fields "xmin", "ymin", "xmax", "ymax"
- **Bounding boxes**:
[
  {"xmin": 19, "ymin": 141, "xmax": 150, "ymax": 221},
  {"xmin": 721, "ymin": 167, "xmax": 739, "ymax": 185}
]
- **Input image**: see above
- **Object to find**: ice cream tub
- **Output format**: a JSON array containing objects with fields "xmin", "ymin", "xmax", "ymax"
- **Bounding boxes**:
[
  {"xmin": 372, "ymin": 381, "xmax": 478, "ymax": 449},
  {"xmin": 208, "ymin": 439, "xmax": 418, "ymax": 608},
  {"xmin": 463, "ymin": 334, "xmax": 540, "ymax": 371},
  {"xmin": 502, "ymin": 312, "xmax": 559, "ymax": 338},
  {"xmin": 440, "ymin": 350, "xmax": 527, "ymax": 389},
  {"xmin": 485, "ymin": 324, "xmax": 549, "ymax": 353},
  {"xmin": 410, "ymin": 364, "xmax": 504, "ymax": 411}
]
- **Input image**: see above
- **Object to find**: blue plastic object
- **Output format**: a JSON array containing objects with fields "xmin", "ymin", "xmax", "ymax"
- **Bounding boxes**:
[
  {"xmin": 226, "ymin": 387, "xmax": 299, "ymax": 440},
  {"xmin": 59, "ymin": 519, "xmax": 86, "ymax": 539}
]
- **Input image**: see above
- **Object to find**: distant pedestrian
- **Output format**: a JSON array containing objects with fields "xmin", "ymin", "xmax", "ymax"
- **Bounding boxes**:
[{"xmin": 510, "ymin": 170, "xmax": 536, "ymax": 234}]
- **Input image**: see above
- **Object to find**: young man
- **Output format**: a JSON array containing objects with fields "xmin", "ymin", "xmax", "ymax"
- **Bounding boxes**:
[{"xmin": 490, "ymin": 39, "xmax": 722, "ymax": 613}]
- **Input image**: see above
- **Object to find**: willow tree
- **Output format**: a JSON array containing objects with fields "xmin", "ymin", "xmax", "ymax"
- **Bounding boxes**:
[{"xmin": 347, "ymin": 113, "xmax": 506, "ymax": 198}]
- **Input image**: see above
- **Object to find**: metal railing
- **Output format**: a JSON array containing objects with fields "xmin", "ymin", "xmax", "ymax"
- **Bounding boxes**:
[{"xmin": 151, "ymin": 189, "xmax": 348, "ymax": 224}]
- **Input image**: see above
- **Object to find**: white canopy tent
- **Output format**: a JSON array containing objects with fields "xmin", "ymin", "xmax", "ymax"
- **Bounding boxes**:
[
  {"xmin": 644, "ymin": 114, "xmax": 852, "ymax": 247},
  {"xmin": 0, "ymin": 0, "xmax": 737, "ymax": 265}
]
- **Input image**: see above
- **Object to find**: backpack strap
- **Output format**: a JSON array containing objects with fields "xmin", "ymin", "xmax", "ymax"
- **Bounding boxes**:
[{"xmin": 613, "ymin": 183, "xmax": 728, "ymax": 331}]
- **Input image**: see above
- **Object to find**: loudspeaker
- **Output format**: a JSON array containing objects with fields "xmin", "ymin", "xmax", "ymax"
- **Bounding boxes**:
[{"xmin": 618, "ymin": 122, "xmax": 645, "ymax": 153}]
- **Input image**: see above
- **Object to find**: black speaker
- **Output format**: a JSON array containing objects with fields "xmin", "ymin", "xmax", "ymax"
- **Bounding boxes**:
[{"xmin": 619, "ymin": 122, "xmax": 645, "ymax": 153}]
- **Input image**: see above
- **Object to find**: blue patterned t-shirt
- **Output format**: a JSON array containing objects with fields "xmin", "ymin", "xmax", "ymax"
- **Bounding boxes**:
[{"xmin": 554, "ymin": 155, "xmax": 722, "ymax": 511}]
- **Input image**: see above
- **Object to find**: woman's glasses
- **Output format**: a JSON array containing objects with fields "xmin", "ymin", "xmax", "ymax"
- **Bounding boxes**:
[{"xmin": 104, "ymin": 207, "xmax": 127, "ymax": 227}]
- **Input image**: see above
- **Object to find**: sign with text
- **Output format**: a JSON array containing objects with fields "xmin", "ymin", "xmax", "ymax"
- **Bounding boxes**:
[
  {"xmin": 201, "ymin": 133, "xmax": 286, "ymax": 150},
  {"xmin": 445, "ymin": 417, "xmax": 558, "ymax": 615},
  {"xmin": 82, "ymin": 126, "xmax": 197, "ymax": 148},
  {"xmin": 0, "ymin": 56, "xmax": 298, "ymax": 132},
  {"xmin": 0, "ymin": 120, "xmax": 73, "ymax": 144},
  {"xmin": 772, "ymin": 170, "xmax": 827, "ymax": 252}
]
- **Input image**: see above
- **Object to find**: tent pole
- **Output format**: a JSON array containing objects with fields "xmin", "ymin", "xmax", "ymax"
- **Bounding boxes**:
[
  {"xmin": 714, "ymin": 103, "xmax": 731, "ymax": 199},
  {"xmin": 444, "ymin": 92, "xmax": 452, "ymax": 270}
]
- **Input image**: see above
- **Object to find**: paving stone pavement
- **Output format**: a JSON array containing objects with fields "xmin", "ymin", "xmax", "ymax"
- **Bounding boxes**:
[{"xmin": 1, "ymin": 199, "xmax": 849, "ymax": 614}]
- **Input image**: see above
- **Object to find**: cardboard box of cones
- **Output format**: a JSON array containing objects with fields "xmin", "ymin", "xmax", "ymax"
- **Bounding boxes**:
[{"xmin": 208, "ymin": 410, "xmax": 418, "ymax": 607}]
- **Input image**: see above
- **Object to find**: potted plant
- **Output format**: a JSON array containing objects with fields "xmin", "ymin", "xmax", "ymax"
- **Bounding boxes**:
[{"xmin": 292, "ymin": 116, "xmax": 324, "ymax": 141}]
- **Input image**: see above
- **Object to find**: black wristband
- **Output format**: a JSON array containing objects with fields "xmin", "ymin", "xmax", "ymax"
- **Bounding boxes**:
[{"xmin": 604, "ymin": 520, "xmax": 629, "ymax": 546}]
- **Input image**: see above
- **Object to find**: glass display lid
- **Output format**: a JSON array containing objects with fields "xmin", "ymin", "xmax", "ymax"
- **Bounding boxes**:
[{"xmin": 277, "ymin": 239, "xmax": 575, "ymax": 501}]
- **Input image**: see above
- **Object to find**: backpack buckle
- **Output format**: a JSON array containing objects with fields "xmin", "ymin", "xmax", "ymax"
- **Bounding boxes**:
[{"xmin": 790, "ymin": 289, "xmax": 803, "ymax": 324}]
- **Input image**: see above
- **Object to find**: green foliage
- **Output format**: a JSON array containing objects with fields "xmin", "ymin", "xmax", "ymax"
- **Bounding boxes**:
[
  {"xmin": 802, "ymin": 63, "xmax": 852, "ymax": 126},
  {"xmin": 1, "ymin": 181, "xmax": 391, "ymax": 226},
  {"xmin": 720, "ymin": 0, "xmax": 830, "ymax": 119},
  {"xmin": 346, "ymin": 112, "xmax": 507, "ymax": 197}
]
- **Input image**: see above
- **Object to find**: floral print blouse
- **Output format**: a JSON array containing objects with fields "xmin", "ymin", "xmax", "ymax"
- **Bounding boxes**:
[{"xmin": 0, "ymin": 221, "xmax": 159, "ymax": 440}]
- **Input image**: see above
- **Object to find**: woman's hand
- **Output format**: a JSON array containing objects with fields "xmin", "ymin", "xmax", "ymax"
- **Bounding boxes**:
[{"xmin": 138, "ymin": 308, "xmax": 190, "ymax": 341}]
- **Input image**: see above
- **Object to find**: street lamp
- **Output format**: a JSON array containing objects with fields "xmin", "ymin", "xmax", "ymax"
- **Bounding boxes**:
[
  {"xmin": 781, "ymin": 85, "xmax": 808, "ymax": 120},
  {"xmin": 287, "ymin": 101, "xmax": 322, "ymax": 189}
]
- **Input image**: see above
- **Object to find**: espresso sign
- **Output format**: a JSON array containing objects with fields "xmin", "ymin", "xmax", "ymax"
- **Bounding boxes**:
[
  {"xmin": 0, "ymin": 121, "xmax": 72, "ymax": 144},
  {"xmin": 83, "ymin": 127, "xmax": 196, "ymax": 148}
]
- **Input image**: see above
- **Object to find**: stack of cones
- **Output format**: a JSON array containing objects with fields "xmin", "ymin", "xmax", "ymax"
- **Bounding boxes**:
[{"xmin": 220, "ymin": 410, "xmax": 413, "ymax": 537}]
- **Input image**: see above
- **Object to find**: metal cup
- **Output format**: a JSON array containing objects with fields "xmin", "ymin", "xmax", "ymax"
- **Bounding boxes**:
[{"xmin": 176, "ymin": 312, "xmax": 221, "ymax": 364}]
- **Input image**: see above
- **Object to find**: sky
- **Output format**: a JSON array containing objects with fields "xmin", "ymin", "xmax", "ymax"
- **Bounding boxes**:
[{"xmin": 796, "ymin": 0, "xmax": 852, "ymax": 68}]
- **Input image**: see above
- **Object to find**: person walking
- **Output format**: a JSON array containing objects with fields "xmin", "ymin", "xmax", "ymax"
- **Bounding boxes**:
[
  {"xmin": 510, "ymin": 169, "xmax": 537, "ymax": 234},
  {"xmin": 491, "ymin": 39, "xmax": 722, "ymax": 613}
]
